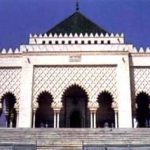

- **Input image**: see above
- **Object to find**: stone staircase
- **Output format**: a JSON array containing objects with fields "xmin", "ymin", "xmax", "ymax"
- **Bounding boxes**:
[{"xmin": 0, "ymin": 128, "xmax": 150, "ymax": 150}]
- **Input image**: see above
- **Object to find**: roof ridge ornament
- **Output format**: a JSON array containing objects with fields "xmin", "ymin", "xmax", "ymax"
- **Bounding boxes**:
[{"xmin": 76, "ymin": 0, "xmax": 79, "ymax": 12}]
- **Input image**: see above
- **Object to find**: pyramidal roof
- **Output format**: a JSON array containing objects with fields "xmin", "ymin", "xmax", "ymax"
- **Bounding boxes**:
[{"xmin": 46, "ymin": 11, "xmax": 108, "ymax": 35}]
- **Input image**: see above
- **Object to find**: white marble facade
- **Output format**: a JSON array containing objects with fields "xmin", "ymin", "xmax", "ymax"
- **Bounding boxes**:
[{"xmin": 0, "ymin": 17, "xmax": 150, "ymax": 129}]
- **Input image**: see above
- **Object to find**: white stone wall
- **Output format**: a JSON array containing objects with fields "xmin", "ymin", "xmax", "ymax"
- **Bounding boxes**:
[
  {"xmin": 116, "ymin": 55, "xmax": 132, "ymax": 127},
  {"xmin": 0, "ymin": 33, "xmax": 150, "ymax": 128},
  {"xmin": 18, "ymin": 56, "xmax": 34, "ymax": 128},
  {"xmin": 0, "ymin": 51, "xmax": 134, "ymax": 128}
]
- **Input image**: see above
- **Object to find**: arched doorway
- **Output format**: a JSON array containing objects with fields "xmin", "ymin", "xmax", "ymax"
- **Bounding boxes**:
[
  {"xmin": 0, "ymin": 93, "xmax": 16, "ymax": 127},
  {"xmin": 35, "ymin": 91, "xmax": 53, "ymax": 128},
  {"xmin": 61, "ymin": 85, "xmax": 90, "ymax": 128},
  {"xmin": 136, "ymin": 92, "xmax": 150, "ymax": 127},
  {"xmin": 70, "ymin": 110, "xmax": 81, "ymax": 128},
  {"xmin": 97, "ymin": 91, "xmax": 115, "ymax": 127}
]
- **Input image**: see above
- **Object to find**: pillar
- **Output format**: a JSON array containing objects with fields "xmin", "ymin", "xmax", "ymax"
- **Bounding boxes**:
[
  {"xmin": 112, "ymin": 101, "xmax": 118, "ymax": 128},
  {"xmin": 51, "ymin": 101, "xmax": 62, "ymax": 128},
  {"xmin": 93, "ymin": 111, "xmax": 96, "ymax": 128},
  {"xmin": 89, "ymin": 111, "xmax": 97, "ymax": 128},
  {"xmin": 54, "ymin": 111, "xmax": 56, "ymax": 128},
  {"xmin": 32, "ymin": 111, "xmax": 36, "ymax": 128},
  {"xmin": 90, "ymin": 112, "xmax": 93, "ymax": 128},
  {"xmin": 117, "ymin": 55, "xmax": 132, "ymax": 128},
  {"xmin": 14, "ymin": 102, "xmax": 19, "ymax": 128},
  {"xmin": 18, "ymin": 57, "xmax": 33, "ymax": 128},
  {"xmin": 57, "ymin": 112, "xmax": 60, "ymax": 128},
  {"xmin": 114, "ymin": 110, "xmax": 118, "ymax": 128},
  {"xmin": 32, "ymin": 102, "xmax": 39, "ymax": 128},
  {"xmin": 53, "ymin": 110, "xmax": 60, "ymax": 128},
  {"xmin": 88, "ymin": 101, "xmax": 99, "ymax": 128}
]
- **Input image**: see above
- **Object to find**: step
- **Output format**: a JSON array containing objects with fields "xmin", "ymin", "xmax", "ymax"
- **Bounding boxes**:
[{"xmin": 0, "ymin": 128, "xmax": 149, "ymax": 150}]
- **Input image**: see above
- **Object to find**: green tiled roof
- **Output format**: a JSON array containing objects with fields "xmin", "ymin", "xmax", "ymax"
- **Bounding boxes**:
[{"xmin": 46, "ymin": 11, "xmax": 108, "ymax": 35}]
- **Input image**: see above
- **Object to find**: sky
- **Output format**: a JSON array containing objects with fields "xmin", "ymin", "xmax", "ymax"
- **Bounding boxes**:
[{"xmin": 0, "ymin": 0, "xmax": 150, "ymax": 49}]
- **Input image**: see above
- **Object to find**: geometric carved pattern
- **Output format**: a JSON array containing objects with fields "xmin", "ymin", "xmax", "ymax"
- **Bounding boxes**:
[
  {"xmin": 132, "ymin": 67, "xmax": 150, "ymax": 96},
  {"xmin": 33, "ymin": 66, "xmax": 117, "ymax": 103},
  {"xmin": 0, "ymin": 68, "xmax": 21, "ymax": 102}
]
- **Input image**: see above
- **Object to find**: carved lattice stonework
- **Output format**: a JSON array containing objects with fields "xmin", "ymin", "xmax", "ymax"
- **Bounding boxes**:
[
  {"xmin": 132, "ymin": 67, "xmax": 150, "ymax": 96},
  {"xmin": 33, "ymin": 66, "xmax": 117, "ymax": 103},
  {"xmin": 0, "ymin": 68, "xmax": 21, "ymax": 102}
]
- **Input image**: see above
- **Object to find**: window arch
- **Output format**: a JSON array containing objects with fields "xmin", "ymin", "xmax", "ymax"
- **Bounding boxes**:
[
  {"xmin": 0, "ymin": 92, "xmax": 17, "ymax": 128},
  {"xmin": 97, "ymin": 91, "xmax": 115, "ymax": 127},
  {"xmin": 136, "ymin": 92, "xmax": 150, "ymax": 127},
  {"xmin": 35, "ymin": 91, "xmax": 54, "ymax": 128},
  {"xmin": 60, "ymin": 84, "xmax": 90, "ymax": 128}
]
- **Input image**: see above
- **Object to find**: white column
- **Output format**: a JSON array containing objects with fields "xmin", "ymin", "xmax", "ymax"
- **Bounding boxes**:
[
  {"xmin": 54, "ymin": 111, "xmax": 60, "ymax": 128},
  {"xmin": 114, "ymin": 110, "xmax": 118, "ymax": 128},
  {"xmin": 54, "ymin": 112, "xmax": 56, "ymax": 128},
  {"xmin": 32, "ymin": 102, "xmax": 38, "ymax": 128},
  {"xmin": 117, "ymin": 55, "xmax": 132, "ymax": 128},
  {"xmin": 88, "ymin": 101, "xmax": 99, "ymax": 128},
  {"xmin": 52, "ymin": 101, "xmax": 62, "ymax": 128},
  {"xmin": 10, "ymin": 119, "xmax": 13, "ymax": 128},
  {"xmin": 14, "ymin": 103, "xmax": 19, "ymax": 128},
  {"xmin": 15, "ymin": 107, "xmax": 19, "ymax": 128},
  {"xmin": 32, "ymin": 110, "xmax": 36, "ymax": 128},
  {"xmin": 93, "ymin": 112, "xmax": 96, "ymax": 128},
  {"xmin": 90, "ymin": 112, "xmax": 96, "ymax": 128},
  {"xmin": 57, "ymin": 112, "xmax": 60, "ymax": 128},
  {"xmin": 18, "ymin": 57, "xmax": 33, "ymax": 128}
]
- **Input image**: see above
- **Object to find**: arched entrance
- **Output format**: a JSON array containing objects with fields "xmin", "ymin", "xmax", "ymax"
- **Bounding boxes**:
[
  {"xmin": 0, "ymin": 93, "xmax": 16, "ymax": 127},
  {"xmin": 70, "ymin": 110, "xmax": 81, "ymax": 127},
  {"xmin": 61, "ymin": 85, "xmax": 90, "ymax": 128},
  {"xmin": 136, "ymin": 92, "xmax": 150, "ymax": 127},
  {"xmin": 35, "ymin": 91, "xmax": 53, "ymax": 128},
  {"xmin": 97, "ymin": 91, "xmax": 115, "ymax": 127}
]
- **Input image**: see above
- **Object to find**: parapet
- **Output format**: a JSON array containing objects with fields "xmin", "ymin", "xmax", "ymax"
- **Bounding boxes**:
[
  {"xmin": 132, "ymin": 47, "xmax": 150, "ymax": 53},
  {"xmin": 0, "ymin": 48, "xmax": 20, "ymax": 54},
  {"xmin": 29, "ymin": 32, "xmax": 125, "ymax": 45},
  {"xmin": 0, "ymin": 33, "xmax": 149, "ymax": 54}
]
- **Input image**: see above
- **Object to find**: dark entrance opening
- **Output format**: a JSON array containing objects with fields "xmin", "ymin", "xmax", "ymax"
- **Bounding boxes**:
[
  {"xmin": 35, "ymin": 91, "xmax": 53, "ymax": 128},
  {"xmin": 70, "ymin": 110, "xmax": 81, "ymax": 128},
  {"xmin": 61, "ymin": 85, "xmax": 90, "ymax": 128},
  {"xmin": 97, "ymin": 91, "xmax": 115, "ymax": 128},
  {"xmin": 0, "ymin": 93, "xmax": 16, "ymax": 127},
  {"xmin": 136, "ymin": 92, "xmax": 150, "ymax": 127}
]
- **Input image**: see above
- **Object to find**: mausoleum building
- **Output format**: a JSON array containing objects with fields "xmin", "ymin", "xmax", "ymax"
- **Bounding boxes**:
[{"xmin": 0, "ymin": 8, "xmax": 150, "ymax": 129}]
